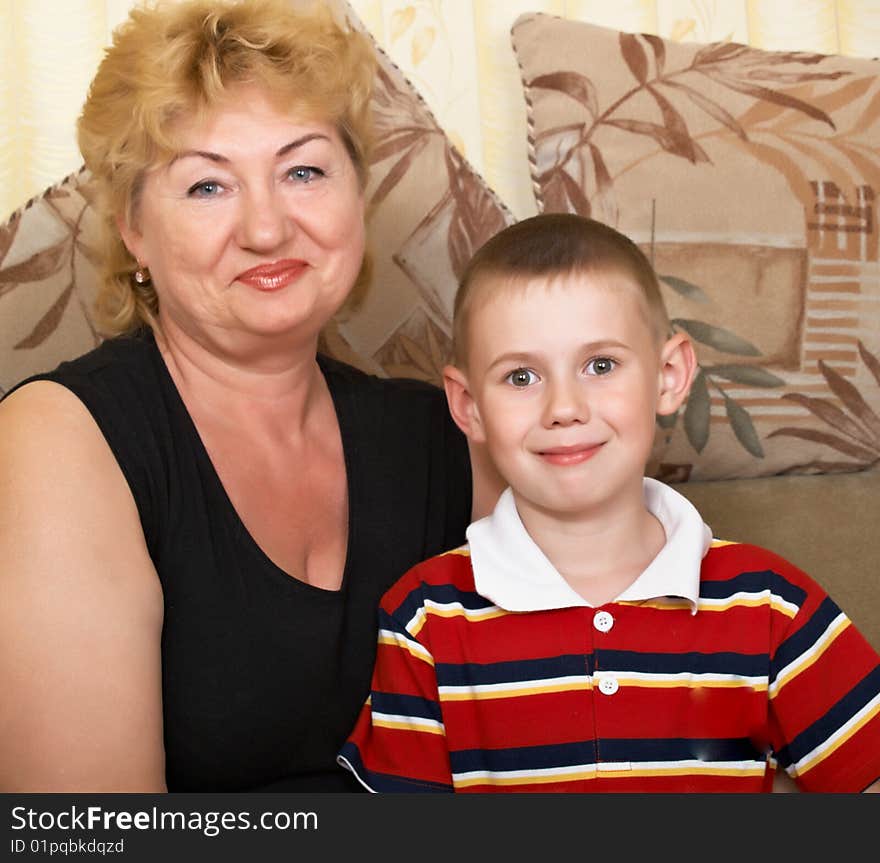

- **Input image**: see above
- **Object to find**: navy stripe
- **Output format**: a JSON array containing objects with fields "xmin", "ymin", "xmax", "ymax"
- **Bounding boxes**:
[
  {"xmin": 699, "ymin": 569, "xmax": 807, "ymax": 606},
  {"xmin": 451, "ymin": 740, "xmax": 597, "ymax": 773},
  {"xmin": 436, "ymin": 649, "xmax": 769, "ymax": 686},
  {"xmin": 338, "ymin": 742, "xmax": 452, "ymax": 793},
  {"xmin": 436, "ymin": 654, "xmax": 592, "ymax": 688},
  {"xmin": 421, "ymin": 581, "xmax": 497, "ymax": 609},
  {"xmin": 599, "ymin": 736, "xmax": 763, "ymax": 762},
  {"xmin": 385, "ymin": 581, "xmax": 497, "ymax": 634},
  {"xmin": 771, "ymin": 595, "xmax": 844, "ymax": 681},
  {"xmin": 777, "ymin": 665, "xmax": 880, "ymax": 768},
  {"xmin": 377, "ymin": 606, "xmax": 417, "ymax": 637},
  {"xmin": 450, "ymin": 737, "xmax": 764, "ymax": 774},
  {"xmin": 598, "ymin": 649, "xmax": 767, "ymax": 677},
  {"xmin": 371, "ymin": 691, "xmax": 442, "ymax": 723}
]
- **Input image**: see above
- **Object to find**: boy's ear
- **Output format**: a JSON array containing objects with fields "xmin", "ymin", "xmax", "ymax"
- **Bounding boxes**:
[
  {"xmin": 442, "ymin": 364, "xmax": 486, "ymax": 443},
  {"xmin": 656, "ymin": 332, "xmax": 698, "ymax": 416}
]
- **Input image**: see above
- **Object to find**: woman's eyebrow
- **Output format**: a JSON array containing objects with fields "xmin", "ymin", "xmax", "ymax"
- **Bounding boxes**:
[
  {"xmin": 170, "ymin": 133, "xmax": 330, "ymax": 166},
  {"xmin": 276, "ymin": 133, "xmax": 329, "ymax": 157}
]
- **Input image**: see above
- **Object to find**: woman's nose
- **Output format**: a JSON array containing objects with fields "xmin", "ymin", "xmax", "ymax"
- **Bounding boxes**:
[
  {"xmin": 237, "ymin": 186, "xmax": 287, "ymax": 251},
  {"xmin": 544, "ymin": 378, "xmax": 590, "ymax": 427}
]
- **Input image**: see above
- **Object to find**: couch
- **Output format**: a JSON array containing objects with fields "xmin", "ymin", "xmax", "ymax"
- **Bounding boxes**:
[{"xmin": 1, "ymin": 5, "xmax": 878, "ymax": 653}]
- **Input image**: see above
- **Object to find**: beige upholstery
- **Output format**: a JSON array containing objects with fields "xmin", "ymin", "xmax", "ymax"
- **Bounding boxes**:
[{"xmin": 674, "ymin": 466, "xmax": 880, "ymax": 651}]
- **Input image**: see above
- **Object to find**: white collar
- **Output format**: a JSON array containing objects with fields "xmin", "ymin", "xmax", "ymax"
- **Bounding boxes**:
[{"xmin": 465, "ymin": 478, "xmax": 712, "ymax": 613}]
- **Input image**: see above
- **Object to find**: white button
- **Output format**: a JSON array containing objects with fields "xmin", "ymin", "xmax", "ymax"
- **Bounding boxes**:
[
  {"xmin": 593, "ymin": 611, "xmax": 614, "ymax": 633},
  {"xmin": 597, "ymin": 675, "xmax": 619, "ymax": 696}
]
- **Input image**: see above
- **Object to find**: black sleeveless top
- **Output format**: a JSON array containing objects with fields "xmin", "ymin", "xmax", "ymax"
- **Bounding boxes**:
[{"xmin": 10, "ymin": 331, "xmax": 471, "ymax": 791}]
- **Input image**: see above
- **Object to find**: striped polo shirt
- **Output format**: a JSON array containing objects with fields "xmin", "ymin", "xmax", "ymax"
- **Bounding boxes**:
[{"xmin": 339, "ymin": 481, "xmax": 880, "ymax": 792}]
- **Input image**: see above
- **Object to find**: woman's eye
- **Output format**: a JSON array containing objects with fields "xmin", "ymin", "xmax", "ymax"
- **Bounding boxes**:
[
  {"xmin": 288, "ymin": 165, "xmax": 324, "ymax": 183},
  {"xmin": 506, "ymin": 368, "xmax": 538, "ymax": 387},
  {"xmin": 186, "ymin": 180, "xmax": 224, "ymax": 198},
  {"xmin": 586, "ymin": 357, "xmax": 616, "ymax": 376}
]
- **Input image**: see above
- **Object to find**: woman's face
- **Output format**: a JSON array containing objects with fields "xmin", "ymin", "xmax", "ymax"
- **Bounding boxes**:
[{"xmin": 119, "ymin": 85, "xmax": 366, "ymax": 350}]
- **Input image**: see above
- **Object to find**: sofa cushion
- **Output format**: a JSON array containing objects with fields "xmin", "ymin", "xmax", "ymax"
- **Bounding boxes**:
[
  {"xmin": 0, "ymin": 171, "xmax": 103, "ymax": 396},
  {"xmin": 0, "ymin": 0, "xmax": 513, "ymax": 397},
  {"xmin": 512, "ymin": 12, "xmax": 880, "ymax": 482},
  {"xmin": 673, "ymin": 465, "xmax": 880, "ymax": 653}
]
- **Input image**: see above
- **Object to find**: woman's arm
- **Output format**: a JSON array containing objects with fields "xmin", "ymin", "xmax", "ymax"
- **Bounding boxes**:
[{"xmin": 0, "ymin": 382, "xmax": 166, "ymax": 791}]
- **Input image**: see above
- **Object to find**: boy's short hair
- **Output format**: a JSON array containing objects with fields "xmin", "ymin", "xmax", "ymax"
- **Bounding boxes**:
[{"xmin": 451, "ymin": 213, "xmax": 671, "ymax": 367}]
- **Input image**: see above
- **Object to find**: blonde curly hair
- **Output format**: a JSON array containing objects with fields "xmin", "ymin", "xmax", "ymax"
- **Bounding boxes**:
[{"xmin": 77, "ymin": 0, "xmax": 376, "ymax": 336}]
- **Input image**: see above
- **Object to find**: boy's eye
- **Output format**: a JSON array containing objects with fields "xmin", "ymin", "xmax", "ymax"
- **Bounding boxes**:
[
  {"xmin": 586, "ymin": 357, "xmax": 616, "ymax": 376},
  {"xmin": 187, "ymin": 180, "xmax": 224, "ymax": 197},
  {"xmin": 288, "ymin": 165, "xmax": 324, "ymax": 183},
  {"xmin": 506, "ymin": 368, "xmax": 538, "ymax": 387}
]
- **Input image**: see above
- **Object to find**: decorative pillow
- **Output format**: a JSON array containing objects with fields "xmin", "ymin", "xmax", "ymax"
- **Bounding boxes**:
[
  {"xmin": 322, "ymin": 1, "xmax": 514, "ymax": 383},
  {"xmin": 0, "ymin": 170, "xmax": 103, "ymax": 396},
  {"xmin": 0, "ymin": 0, "xmax": 513, "ymax": 397},
  {"xmin": 512, "ymin": 12, "xmax": 880, "ymax": 482}
]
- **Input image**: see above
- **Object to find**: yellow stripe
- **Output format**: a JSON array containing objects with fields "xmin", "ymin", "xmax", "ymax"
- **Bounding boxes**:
[
  {"xmin": 409, "ymin": 603, "xmax": 508, "ymax": 639},
  {"xmin": 772, "ymin": 616, "xmax": 850, "ymax": 695},
  {"xmin": 617, "ymin": 598, "xmax": 692, "ymax": 611},
  {"xmin": 440, "ymin": 679, "xmax": 592, "ymax": 701},
  {"xmin": 616, "ymin": 677, "xmax": 768, "ymax": 691},
  {"xmin": 769, "ymin": 596, "xmax": 799, "ymax": 618},
  {"xmin": 705, "ymin": 600, "xmax": 796, "ymax": 618},
  {"xmin": 408, "ymin": 608, "xmax": 428, "ymax": 639},
  {"xmin": 609, "ymin": 593, "xmax": 795, "ymax": 617},
  {"xmin": 439, "ymin": 676, "xmax": 766, "ymax": 701},
  {"xmin": 454, "ymin": 762, "xmax": 766, "ymax": 788},
  {"xmin": 796, "ymin": 699, "xmax": 880, "ymax": 776},
  {"xmin": 425, "ymin": 605, "xmax": 508, "ymax": 622},
  {"xmin": 592, "ymin": 764, "xmax": 766, "ymax": 779},
  {"xmin": 697, "ymin": 595, "xmax": 798, "ymax": 618},
  {"xmin": 700, "ymin": 597, "xmax": 768, "ymax": 611},
  {"xmin": 378, "ymin": 631, "xmax": 435, "ymax": 667},
  {"xmin": 455, "ymin": 770, "xmax": 599, "ymax": 788},
  {"xmin": 373, "ymin": 717, "xmax": 446, "ymax": 736}
]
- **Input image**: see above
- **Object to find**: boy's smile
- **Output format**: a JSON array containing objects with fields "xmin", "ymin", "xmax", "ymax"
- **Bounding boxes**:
[{"xmin": 537, "ymin": 442, "xmax": 604, "ymax": 466}]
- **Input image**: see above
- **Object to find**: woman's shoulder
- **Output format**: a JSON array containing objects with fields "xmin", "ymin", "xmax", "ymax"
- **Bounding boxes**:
[
  {"xmin": 0, "ymin": 331, "xmax": 164, "ymax": 474},
  {"xmin": 2, "ymin": 331, "xmax": 176, "ymax": 505},
  {"xmin": 0, "ymin": 378, "xmax": 138, "ymax": 536},
  {"xmin": 0, "ymin": 377, "xmax": 101, "ymax": 441},
  {"xmin": 4, "ymin": 330, "xmax": 159, "ymax": 400}
]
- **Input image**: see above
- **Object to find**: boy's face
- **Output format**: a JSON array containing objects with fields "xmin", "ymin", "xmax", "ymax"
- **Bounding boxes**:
[{"xmin": 447, "ymin": 272, "xmax": 693, "ymax": 523}]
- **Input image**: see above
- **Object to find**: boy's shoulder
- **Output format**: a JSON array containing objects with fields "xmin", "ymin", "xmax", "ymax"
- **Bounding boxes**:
[
  {"xmin": 699, "ymin": 538, "xmax": 831, "ymax": 611},
  {"xmin": 379, "ymin": 544, "xmax": 490, "ymax": 616},
  {"xmin": 703, "ymin": 538, "xmax": 815, "ymax": 583}
]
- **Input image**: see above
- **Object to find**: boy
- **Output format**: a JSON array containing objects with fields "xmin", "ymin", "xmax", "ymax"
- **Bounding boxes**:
[{"xmin": 339, "ymin": 213, "xmax": 880, "ymax": 792}]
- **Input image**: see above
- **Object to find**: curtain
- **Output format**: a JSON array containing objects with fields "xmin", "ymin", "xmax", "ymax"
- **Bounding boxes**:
[{"xmin": 2, "ymin": 0, "xmax": 878, "ymax": 222}]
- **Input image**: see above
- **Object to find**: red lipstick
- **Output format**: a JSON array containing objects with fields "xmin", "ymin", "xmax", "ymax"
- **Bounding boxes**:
[{"xmin": 236, "ymin": 260, "xmax": 307, "ymax": 291}]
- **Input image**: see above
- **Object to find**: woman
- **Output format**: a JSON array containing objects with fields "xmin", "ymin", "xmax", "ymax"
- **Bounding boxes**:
[{"xmin": 0, "ymin": 0, "xmax": 499, "ymax": 792}]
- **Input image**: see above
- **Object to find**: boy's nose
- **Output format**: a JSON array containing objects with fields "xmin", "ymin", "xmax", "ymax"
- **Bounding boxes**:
[{"xmin": 543, "ymin": 378, "xmax": 589, "ymax": 427}]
